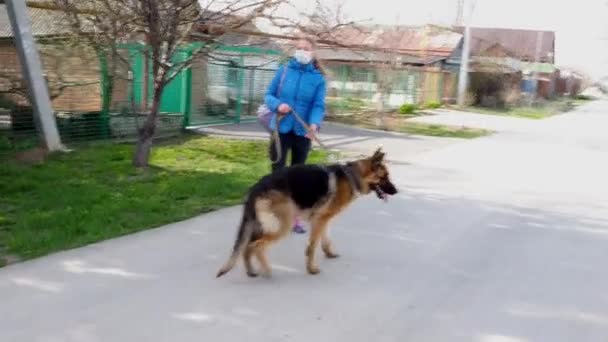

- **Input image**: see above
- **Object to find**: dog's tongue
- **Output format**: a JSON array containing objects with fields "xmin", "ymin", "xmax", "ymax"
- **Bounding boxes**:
[{"xmin": 381, "ymin": 193, "xmax": 388, "ymax": 202}]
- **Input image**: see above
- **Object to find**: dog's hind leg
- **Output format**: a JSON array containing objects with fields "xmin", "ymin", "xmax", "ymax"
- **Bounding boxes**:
[
  {"xmin": 252, "ymin": 244, "xmax": 272, "ymax": 278},
  {"xmin": 251, "ymin": 220, "xmax": 293, "ymax": 278},
  {"xmin": 306, "ymin": 217, "xmax": 330, "ymax": 275},
  {"xmin": 242, "ymin": 221, "xmax": 262, "ymax": 277},
  {"xmin": 251, "ymin": 199, "xmax": 295, "ymax": 278},
  {"xmin": 243, "ymin": 244, "xmax": 258, "ymax": 277}
]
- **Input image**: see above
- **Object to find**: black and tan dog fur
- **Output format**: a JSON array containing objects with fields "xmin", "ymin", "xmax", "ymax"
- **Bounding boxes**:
[{"xmin": 216, "ymin": 148, "xmax": 398, "ymax": 278}]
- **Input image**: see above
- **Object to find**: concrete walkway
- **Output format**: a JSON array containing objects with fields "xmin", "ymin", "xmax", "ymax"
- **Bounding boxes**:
[{"xmin": 1, "ymin": 101, "xmax": 607, "ymax": 342}]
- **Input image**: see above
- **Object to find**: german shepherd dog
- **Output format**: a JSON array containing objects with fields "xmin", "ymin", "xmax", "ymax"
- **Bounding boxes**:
[{"xmin": 216, "ymin": 148, "xmax": 398, "ymax": 278}]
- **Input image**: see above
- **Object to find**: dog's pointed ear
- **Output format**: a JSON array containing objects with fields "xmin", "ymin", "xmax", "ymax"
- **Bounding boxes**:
[{"xmin": 370, "ymin": 147, "xmax": 385, "ymax": 169}]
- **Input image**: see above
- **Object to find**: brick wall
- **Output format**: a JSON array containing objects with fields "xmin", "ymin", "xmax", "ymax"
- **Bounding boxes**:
[{"xmin": 0, "ymin": 40, "xmax": 101, "ymax": 112}]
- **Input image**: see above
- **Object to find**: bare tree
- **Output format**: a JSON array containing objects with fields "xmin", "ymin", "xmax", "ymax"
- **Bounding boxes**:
[
  {"xmin": 372, "ymin": 52, "xmax": 401, "ymax": 130},
  {"xmin": 50, "ymin": 0, "xmax": 353, "ymax": 167},
  {"xmin": 53, "ymin": 0, "xmax": 283, "ymax": 166}
]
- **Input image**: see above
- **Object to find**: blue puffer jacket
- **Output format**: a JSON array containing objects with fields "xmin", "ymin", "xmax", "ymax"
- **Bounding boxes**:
[{"xmin": 264, "ymin": 58, "xmax": 327, "ymax": 136}]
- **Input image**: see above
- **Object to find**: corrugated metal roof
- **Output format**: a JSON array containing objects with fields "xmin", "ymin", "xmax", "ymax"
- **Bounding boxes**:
[
  {"xmin": 456, "ymin": 26, "xmax": 555, "ymax": 63},
  {"xmin": 0, "ymin": 4, "xmax": 71, "ymax": 38},
  {"xmin": 331, "ymin": 25, "xmax": 462, "ymax": 58}
]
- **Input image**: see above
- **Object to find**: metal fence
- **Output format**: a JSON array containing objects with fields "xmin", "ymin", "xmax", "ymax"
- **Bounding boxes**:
[
  {"xmin": 0, "ymin": 37, "xmax": 109, "ymax": 153},
  {"xmin": 188, "ymin": 47, "xmax": 281, "ymax": 127},
  {"xmin": 0, "ymin": 37, "xmax": 281, "ymax": 155}
]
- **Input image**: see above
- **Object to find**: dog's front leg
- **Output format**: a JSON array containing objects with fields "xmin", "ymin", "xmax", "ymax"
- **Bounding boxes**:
[
  {"xmin": 306, "ymin": 218, "xmax": 329, "ymax": 275},
  {"xmin": 321, "ymin": 229, "xmax": 339, "ymax": 259}
]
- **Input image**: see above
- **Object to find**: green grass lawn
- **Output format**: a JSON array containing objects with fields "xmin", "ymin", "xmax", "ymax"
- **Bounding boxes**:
[
  {"xmin": 0, "ymin": 135, "xmax": 327, "ymax": 265},
  {"xmin": 466, "ymin": 98, "xmax": 585, "ymax": 119},
  {"xmin": 396, "ymin": 122, "xmax": 491, "ymax": 139},
  {"xmin": 467, "ymin": 105, "xmax": 558, "ymax": 119},
  {"xmin": 327, "ymin": 114, "xmax": 491, "ymax": 139}
]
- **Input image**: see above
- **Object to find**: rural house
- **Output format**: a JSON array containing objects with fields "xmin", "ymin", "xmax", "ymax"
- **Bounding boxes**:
[{"xmin": 316, "ymin": 25, "xmax": 464, "ymax": 108}]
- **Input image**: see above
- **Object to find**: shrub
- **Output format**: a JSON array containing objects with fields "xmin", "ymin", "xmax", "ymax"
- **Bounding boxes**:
[
  {"xmin": 468, "ymin": 72, "xmax": 518, "ymax": 108},
  {"xmin": 574, "ymin": 94, "xmax": 595, "ymax": 101},
  {"xmin": 0, "ymin": 134, "xmax": 11, "ymax": 152},
  {"xmin": 0, "ymin": 94, "xmax": 17, "ymax": 110},
  {"xmin": 425, "ymin": 101, "xmax": 442, "ymax": 109},
  {"xmin": 327, "ymin": 97, "xmax": 367, "ymax": 114},
  {"xmin": 10, "ymin": 106, "xmax": 35, "ymax": 132},
  {"xmin": 399, "ymin": 103, "xmax": 417, "ymax": 115}
]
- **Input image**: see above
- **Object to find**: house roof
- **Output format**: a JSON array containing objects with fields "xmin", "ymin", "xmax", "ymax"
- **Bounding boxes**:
[
  {"xmin": 456, "ymin": 26, "xmax": 555, "ymax": 63},
  {"xmin": 193, "ymin": 11, "xmax": 283, "ymax": 51},
  {"xmin": 316, "ymin": 47, "xmax": 445, "ymax": 65},
  {"xmin": 330, "ymin": 25, "xmax": 462, "ymax": 58},
  {"xmin": 0, "ymin": 4, "xmax": 71, "ymax": 38}
]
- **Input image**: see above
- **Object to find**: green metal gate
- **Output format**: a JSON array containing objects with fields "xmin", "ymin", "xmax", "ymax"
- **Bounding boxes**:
[
  {"xmin": 130, "ymin": 45, "xmax": 192, "ymax": 117},
  {"xmin": 186, "ymin": 45, "xmax": 282, "ymax": 127},
  {"xmin": 123, "ymin": 43, "xmax": 281, "ymax": 128}
]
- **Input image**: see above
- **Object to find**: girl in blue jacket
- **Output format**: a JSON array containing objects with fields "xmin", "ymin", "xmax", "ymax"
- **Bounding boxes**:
[{"xmin": 264, "ymin": 37, "xmax": 327, "ymax": 233}]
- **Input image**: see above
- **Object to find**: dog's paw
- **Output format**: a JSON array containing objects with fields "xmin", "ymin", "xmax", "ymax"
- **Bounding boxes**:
[
  {"xmin": 325, "ymin": 252, "xmax": 340, "ymax": 259},
  {"xmin": 246, "ymin": 271, "xmax": 259, "ymax": 278},
  {"xmin": 307, "ymin": 265, "xmax": 321, "ymax": 275}
]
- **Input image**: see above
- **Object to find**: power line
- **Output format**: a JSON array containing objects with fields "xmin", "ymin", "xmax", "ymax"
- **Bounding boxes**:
[{"xmin": 454, "ymin": 0, "xmax": 464, "ymax": 26}]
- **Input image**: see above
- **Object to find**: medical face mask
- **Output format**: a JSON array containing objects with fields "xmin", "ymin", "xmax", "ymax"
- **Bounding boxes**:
[{"xmin": 294, "ymin": 49, "xmax": 313, "ymax": 65}]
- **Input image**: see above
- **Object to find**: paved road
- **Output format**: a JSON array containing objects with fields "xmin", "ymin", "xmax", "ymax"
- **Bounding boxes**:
[{"xmin": 1, "ymin": 102, "xmax": 608, "ymax": 342}]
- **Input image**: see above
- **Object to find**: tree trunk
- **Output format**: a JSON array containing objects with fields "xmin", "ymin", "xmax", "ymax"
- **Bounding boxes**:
[
  {"xmin": 376, "ymin": 91, "xmax": 387, "ymax": 130},
  {"xmin": 133, "ymin": 87, "xmax": 162, "ymax": 168}
]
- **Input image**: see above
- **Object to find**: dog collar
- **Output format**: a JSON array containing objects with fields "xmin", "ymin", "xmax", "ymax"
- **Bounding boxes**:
[{"xmin": 341, "ymin": 164, "xmax": 362, "ymax": 196}]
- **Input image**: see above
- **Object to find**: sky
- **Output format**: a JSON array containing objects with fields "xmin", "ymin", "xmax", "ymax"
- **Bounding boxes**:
[{"xmin": 258, "ymin": 0, "xmax": 608, "ymax": 79}]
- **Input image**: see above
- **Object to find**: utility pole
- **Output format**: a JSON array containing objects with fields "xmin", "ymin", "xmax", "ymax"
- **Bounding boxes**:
[
  {"xmin": 456, "ymin": 0, "xmax": 476, "ymax": 107},
  {"xmin": 530, "ymin": 30, "xmax": 544, "ymax": 104},
  {"xmin": 5, "ymin": 0, "xmax": 63, "ymax": 151}
]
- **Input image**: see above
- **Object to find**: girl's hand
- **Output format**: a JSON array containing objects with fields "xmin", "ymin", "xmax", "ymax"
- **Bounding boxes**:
[
  {"xmin": 306, "ymin": 124, "xmax": 319, "ymax": 140},
  {"xmin": 278, "ymin": 103, "xmax": 291, "ymax": 114}
]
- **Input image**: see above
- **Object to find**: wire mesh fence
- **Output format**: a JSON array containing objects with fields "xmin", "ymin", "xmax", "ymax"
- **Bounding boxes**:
[
  {"xmin": 188, "ymin": 50, "xmax": 280, "ymax": 126},
  {"xmin": 0, "ymin": 37, "xmax": 106, "ymax": 154},
  {"xmin": 0, "ymin": 35, "xmax": 282, "ymax": 155}
]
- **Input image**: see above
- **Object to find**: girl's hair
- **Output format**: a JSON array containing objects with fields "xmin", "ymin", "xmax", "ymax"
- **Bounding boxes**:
[
  {"xmin": 313, "ymin": 59, "xmax": 327, "ymax": 76},
  {"xmin": 299, "ymin": 37, "xmax": 327, "ymax": 76}
]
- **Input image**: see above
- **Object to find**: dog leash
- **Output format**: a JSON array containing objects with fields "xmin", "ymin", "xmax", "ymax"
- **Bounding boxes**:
[{"xmin": 271, "ymin": 110, "xmax": 332, "ymax": 164}]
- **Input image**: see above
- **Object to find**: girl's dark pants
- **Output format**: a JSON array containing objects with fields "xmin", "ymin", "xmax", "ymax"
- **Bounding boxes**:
[{"xmin": 270, "ymin": 131, "xmax": 311, "ymax": 172}]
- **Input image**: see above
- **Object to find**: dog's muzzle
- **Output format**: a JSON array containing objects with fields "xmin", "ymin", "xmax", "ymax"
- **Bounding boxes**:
[
  {"xmin": 373, "ymin": 184, "xmax": 388, "ymax": 201},
  {"xmin": 373, "ymin": 180, "xmax": 398, "ymax": 202}
]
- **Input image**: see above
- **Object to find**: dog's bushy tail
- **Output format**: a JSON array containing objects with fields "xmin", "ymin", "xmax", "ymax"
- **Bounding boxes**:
[{"xmin": 216, "ymin": 211, "xmax": 254, "ymax": 278}]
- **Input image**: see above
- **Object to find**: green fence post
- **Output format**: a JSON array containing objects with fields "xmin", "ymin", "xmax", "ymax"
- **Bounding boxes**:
[
  {"xmin": 98, "ymin": 52, "xmax": 111, "ymax": 139},
  {"xmin": 247, "ymin": 68, "xmax": 255, "ymax": 118},
  {"xmin": 340, "ymin": 65, "xmax": 347, "ymax": 113},
  {"xmin": 438, "ymin": 72, "xmax": 444, "ymax": 104},
  {"xmin": 181, "ymin": 50, "xmax": 192, "ymax": 129},
  {"xmin": 367, "ymin": 69, "xmax": 373, "ymax": 101},
  {"xmin": 234, "ymin": 55, "xmax": 245, "ymax": 124}
]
